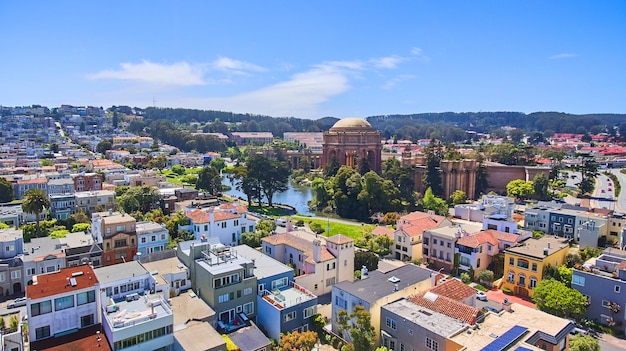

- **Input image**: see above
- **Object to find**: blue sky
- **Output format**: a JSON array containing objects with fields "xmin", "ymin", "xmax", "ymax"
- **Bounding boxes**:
[{"xmin": 1, "ymin": 1, "xmax": 625, "ymax": 119}]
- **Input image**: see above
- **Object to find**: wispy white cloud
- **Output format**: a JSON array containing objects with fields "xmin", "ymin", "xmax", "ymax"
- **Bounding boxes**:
[
  {"xmin": 411, "ymin": 47, "xmax": 430, "ymax": 61},
  {"xmin": 87, "ymin": 60, "xmax": 207, "ymax": 86},
  {"xmin": 549, "ymin": 53, "xmax": 578, "ymax": 60},
  {"xmin": 382, "ymin": 74, "xmax": 416, "ymax": 90},
  {"xmin": 178, "ymin": 62, "xmax": 354, "ymax": 117},
  {"xmin": 211, "ymin": 57, "xmax": 267, "ymax": 74},
  {"xmin": 371, "ymin": 55, "xmax": 405, "ymax": 69}
]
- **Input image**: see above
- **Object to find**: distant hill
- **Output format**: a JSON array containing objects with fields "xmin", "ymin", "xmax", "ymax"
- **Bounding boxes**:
[{"xmin": 130, "ymin": 106, "xmax": 626, "ymax": 143}]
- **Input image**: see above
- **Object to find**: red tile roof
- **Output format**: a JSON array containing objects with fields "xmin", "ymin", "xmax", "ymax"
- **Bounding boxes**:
[
  {"xmin": 17, "ymin": 178, "xmax": 47, "ymax": 185},
  {"xmin": 429, "ymin": 278, "xmax": 478, "ymax": 301},
  {"xmin": 262, "ymin": 232, "xmax": 336, "ymax": 263},
  {"xmin": 398, "ymin": 216, "xmax": 446, "ymax": 238},
  {"xmin": 186, "ymin": 208, "xmax": 240, "ymax": 224},
  {"xmin": 456, "ymin": 230, "xmax": 499, "ymax": 248},
  {"xmin": 372, "ymin": 226, "xmax": 395, "ymax": 238},
  {"xmin": 400, "ymin": 210, "xmax": 445, "ymax": 223},
  {"xmin": 325, "ymin": 234, "xmax": 354, "ymax": 245},
  {"xmin": 27, "ymin": 265, "xmax": 99, "ymax": 300},
  {"xmin": 408, "ymin": 291, "xmax": 481, "ymax": 325}
]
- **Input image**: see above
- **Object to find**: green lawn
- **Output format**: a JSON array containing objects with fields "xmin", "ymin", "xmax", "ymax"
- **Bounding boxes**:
[{"xmin": 293, "ymin": 216, "xmax": 374, "ymax": 241}]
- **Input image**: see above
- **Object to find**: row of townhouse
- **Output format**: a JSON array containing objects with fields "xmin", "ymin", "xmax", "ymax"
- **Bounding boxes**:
[
  {"xmin": 330, "ymin": 262, "xmax": 574, "ymax": 351},
  {"xmin": 0, "ymin": 216, "xmax": 169, "ymax": 295},
  {"xmin": 524, "ymin": 201, "xmax": 626, "ymax": 247},
  {"xmin": 23, "ymin": 231, "xmax": 331, "ymax": 351}
]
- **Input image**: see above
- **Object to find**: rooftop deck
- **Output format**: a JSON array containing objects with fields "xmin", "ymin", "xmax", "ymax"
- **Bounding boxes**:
[
  {"xmin": 260, "ymin": 281, "xmax": 316, "ymax": 310},
  {"xmin": 103, "ymin": 293, "xmax": 172, "ymax": 330}
]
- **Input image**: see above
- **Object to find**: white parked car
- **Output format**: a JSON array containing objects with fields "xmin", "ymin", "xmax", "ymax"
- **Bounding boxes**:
[
  {"xmin": 8, "ymin": 297, "xmax": 27, "ymax": 308},
  {"xmin": 476, "ymin": 291, "xmax": 487, "ymax": 301}
]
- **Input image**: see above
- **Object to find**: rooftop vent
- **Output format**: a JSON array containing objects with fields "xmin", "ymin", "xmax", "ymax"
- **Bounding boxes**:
[
  {"xmin": 71, "ymin": 271, "xmax": 84, "ymax": 277},
  {"xmin": 388, "ymin": 276, "xmax": 400, "ymax": 283}
]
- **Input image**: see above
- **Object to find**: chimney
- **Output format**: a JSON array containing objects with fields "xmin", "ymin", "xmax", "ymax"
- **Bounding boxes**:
[
  {"xmin": 543, "ymin": 248, "xmax": 549, "ymax": 256},
  {"xmin": 313, "ymin": 240, "xmax": 321, "ymax": 263},
  {"xmin": 502, "ymin": 298, "xmax": 512, "ymax": 312},
  {"xmin": 286, "ymin": 218, "xmax": 293, "ymax": 232},
  {"xmin": 547, "ymin": 242, "xmax": 551, "ymax": 249}
]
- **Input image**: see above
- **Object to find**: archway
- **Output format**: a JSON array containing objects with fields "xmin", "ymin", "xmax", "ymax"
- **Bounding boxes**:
[{"xmin": 13, "ymin": 282, "xmax": 21, "ymax": 294}]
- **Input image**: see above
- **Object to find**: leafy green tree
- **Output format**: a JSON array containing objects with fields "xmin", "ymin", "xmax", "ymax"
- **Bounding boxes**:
[
  {"xmin": 40, "ymin": 159, "xmax": 54, "ymax": 167},
  {"xmin": 71, "ymin": 223, "xmax": 90, "ymax": 233},
  {"xmin": 532, "ymin": 279, "xmax": 587, "ymax": 319},
  {"xmin": 241, "ymin": 232, "xmax": 263, "ymax": 248},
  {"xmin": 49, "ymin": 143, "xmax": 59, "ymax": 153},
  {"xmin": 147, "ymin": 154, "xmax": 168, "ymax": 173},
  {"xmin": 569, "ymin": 334, "xmax": 600, "ymax": 351},
  {"xmin": 355, "ymin": 251, "xmax": 379, "ymax": 272},
  {"xmin": 357, "ymin": 156, "xmax": 371, "ymax": 175},
  {"xmin": 506, "ymin": 179, "xmax": 535, "ymax": 200},
  {"xmin": 423, "ymin": 140, "xmax": 444, "ymax": 197},
  {"xmin": 486, "ymin": 143, "xmax": 523, "ymax": 165},
  {"xmin": 0, "ymin": 178, "xmax": 14, "ymax": 203},
  {"xmin": 422, "ymin": 187, "xmax": 449, "ymax": 216},
  {"xmin": 118, "ymin": 185, "xmax": 160, "ymax": 213},
  {"xmin": 171, "ymin": 164, "xmax": 186, "ymax": 175},
  {"xmin": 532, "ymin": 173, "xmax": 550, "ymax": 200},
  {"xmin": 349, "ymin": 305, "xmax": 376, "ymax": 351},
  {"xmin": 112, "ymin": 111, "xmax": 119, "ymax": 128},
  {"xmin": 22, "ymin": 188, "xmax": 50, "ymax": 237},
  {"xmin": 310, "ymin": 222, "xmax": 325, "ymax": 234},
  {"xmin": 323, "ymin": 154, "xmax": 340, "ymax": 178},
  {"xmin": 450, "ymin": 190, "xmax": 468, "ymax": 205},
  {"xmin": 575, "ymin": 154, "xmax": 598, "ymax": 195},
  {"xmin": 381, "ymin": 158, "xmax": 415, "ymax": 208},
  {"xmin": 96, "ymin": 139, "xmax": 113, "ymax": 154},
  {"xmin": 209, "ymin": 157, "xmax": 226, "ymax": 172},
  {"xmin": 557, "ymin": 265, "xmax": 573, "ymax": 288},
  {"xmin": 478, "ymin": 270, "xmax": 494, "ymax": 284},
  {"xmin": 0, "ymin": 223, "xmax": 9, "ymax": 229},
  {"xmin": 230, "ymin": 165, "xmax": 262, "ymax": 205},
  {"xmin": 196, "ymin": 166, "xmax": 222, "ymax": 195}
]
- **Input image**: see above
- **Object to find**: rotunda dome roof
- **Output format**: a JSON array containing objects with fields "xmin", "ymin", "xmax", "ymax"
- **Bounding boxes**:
[{"xmin": 330, "ymin": 118, "xmax": 373, "ymax": 130}]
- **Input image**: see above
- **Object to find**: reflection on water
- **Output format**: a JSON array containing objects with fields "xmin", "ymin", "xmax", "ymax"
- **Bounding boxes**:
[{"xmin": 222, "ymin": 176, "xmax": 315, "ymax": 216}]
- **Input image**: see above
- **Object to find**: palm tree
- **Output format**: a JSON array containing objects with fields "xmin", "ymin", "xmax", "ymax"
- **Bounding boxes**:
[{"xmin": 21, "ymin": 188, "xmax": 50, "ymax": 237}]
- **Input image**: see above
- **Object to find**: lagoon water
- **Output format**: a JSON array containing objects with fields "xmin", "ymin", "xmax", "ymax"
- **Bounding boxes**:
[{"xmin": 222, "ymin": 176, "xmax": 315, "ymax": 216}]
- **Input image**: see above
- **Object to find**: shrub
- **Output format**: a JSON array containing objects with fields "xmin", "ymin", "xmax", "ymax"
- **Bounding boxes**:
[
  {"xmin": 502, "ymin": 287, "xmax": 513, "ymax": 294},
  {"xmin": 460, "ymin": 272, "xmax": 472, "ymax": 284}
]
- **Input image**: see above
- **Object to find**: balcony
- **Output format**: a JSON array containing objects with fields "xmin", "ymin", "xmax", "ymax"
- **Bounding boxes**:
[{"xmin": 260, "ymin": 282, "xmax": 316, "ymax": 310}]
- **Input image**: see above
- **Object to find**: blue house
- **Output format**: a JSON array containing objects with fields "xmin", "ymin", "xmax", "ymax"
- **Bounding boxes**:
[
  {"xmin": 136, "ymin": 221, "xmax": 170, "ymax": 256},
  {"xmin": 572, "ymin": 248, "xmax": 626, "ymax": 335},
  {"xmin": 235, "ymin": 245, "xmax": 318, "ymax": 341},
  {"xmin": 547, "ymin": 208, "xmax": 579, "ymax": 237}
]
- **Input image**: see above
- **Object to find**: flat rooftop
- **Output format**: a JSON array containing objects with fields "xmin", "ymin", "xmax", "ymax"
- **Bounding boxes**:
[
  {"xmin": 196, "ymin": 246, "xmax": 252, "ymax": 276},
  {"xmin": 234, "ymin": 244, "xmax": 292, "ymax": 280},
  {"xmin": 262, "ymin": 283, "xmax": 316, "ymax": 310},
  {"xmin": 505, "ymin": 236, "xmax": 569, "ymax": 259},
  {"xmin": 450, "ymin": 303, "xmax": 572, "ymax": 351},
  {"xmin": 169, "ymin": 291, "xmax": 215, "ymax": 328},
  {"xmin": 94, "ymin": 261, "xmax": 149, "ymax": 285},
  {"xmin": 383, "ymin": 299, "xmax": 467, "ymax": 337},
  {"xmin": 103, "ymin": 294, "xmax": 172, "ymax": 331},
  {"xmin": 334, "ymin": 264, "xmax": 431, "ymax": 304}
]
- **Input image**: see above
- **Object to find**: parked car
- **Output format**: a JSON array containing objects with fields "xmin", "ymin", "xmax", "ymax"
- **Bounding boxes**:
[
  {"xmin": 476, "ymin": 291, "xmax": 487, "ymax": 301},
  {"xmin": 8, "ymin": 297, "xmax": 27, "ymax": 308},
  {"xmin": 570, "ymin": 327, "xmax": 589, "ymax": 336}
]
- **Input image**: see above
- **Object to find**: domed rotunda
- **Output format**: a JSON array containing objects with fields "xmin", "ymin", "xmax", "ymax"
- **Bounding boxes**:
[{"xmin": 322, "ymin": 117, "xmax": 382, "ymax": 174}]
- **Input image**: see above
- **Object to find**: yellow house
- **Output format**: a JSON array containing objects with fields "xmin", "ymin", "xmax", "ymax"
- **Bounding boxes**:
[{"xmin": 502, "ymin": 236, "xmax": 570, "ymax": 297}]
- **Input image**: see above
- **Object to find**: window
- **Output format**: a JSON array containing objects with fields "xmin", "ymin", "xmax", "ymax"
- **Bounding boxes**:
[
  {"xmin": 517, "ymin": 259, "xmax": 529, "ymax": 269},
  {"xmin": 529, "ymin": 277, "xmax": 537, "ymax": 289},
  {"xmin": 114, "ymin": 239, "xmax": 127, "ymax": 248},
  {"xmin": 390, "ymin": 340, "xmax": 396, "ymax": 350},
  {"xmin": 327, "ymin": 262, "xmax": 336, "ymax": 270},
  {"xmin": 80, "ymin": 314, "xmax": 94, "ymax": 328},
  {"xmin": 326, "ymin": 277, "xmax": 335, "ymax": 287},
  {"xmin": 284, "ymin": 311, "xmax": 296, "ymax": 322},
  {"xmin": 433, "ymin": 239, "xmax": 438, "ymax": 245},
  {"xmin": 386, "ymin": 317, "xmax": 397, "ymax": 330},
  {"xmin": 77, "ymin": 290, "xmax": 96, "ymax": 305},
  {"xmin": 116, "ymin": 224, "xmax": 126, "ymax": 232},
  {"xmin": 304, "ymin": 306, "xmax": 317, "ymax": 318},
  {"xmin": 243, "ymin": 302, "xmax": 254, "ymax": 315},
  {"xmin": 31, "ymin": 300, "xmax": 52, "ymax": 316},
  {"xmin": 271, "ymin": 277, "xmax": 287, "ymax": 289},
  {"xmin": 509, "ymin": 257, "xmax": 514, "ymax": 266},
  {"xmin": 35, "ymin": 326, "xmax": 51, "ymax": 340},
  {"xmin": 426, "ymin": 337, "xmax": 439, "ymax": 351},
  {"xmin": 476, "ymin": 258, "xmax": 481, "ymax": 268},
  {"xmin": 232, "ymin": 233, "xmax": 236, "ymax": 242},
  {"xmin": 532, "ymin": 263, "xmax": 538, "ymax": 272},
  {"xmin": 335, "ymin": 296, "xmax": 347, "ymax": 309},
  {"xmin": 55, "ymin": 295, "xmax": 74, "ymax": 311},
  {"xmin": 11, "ymin": 270, "xmax": 20, "ymax": 279},
  {"xmin": 219, "ymin": 293, "xmax": 229, "ymax": 303},
  {"xmin": 602, "ymin": 300, "xmax": 611, "ymax": 308},
  {"xmin": 432, "ymin": 249, "xmax": 437, "ymax": 258},
  {"xmin": 141, "ymin": 237, "xmax": 146, "ymax": 243},
  {"xmin": 221, "ymin": 222, "xmax": 227, "ymax": 228},
  {"xmin": 244, "ymin": 287, "xmax": 253, "ymax": 296},
  {"xmin": 440, "ymin": 240, "xmax": 444, "ymax": 247},
  {"xmin": 572, "ymin": 275, "xmax": 585, "ymax": 286},
  {"xmin": 151, "ymin": 235, "xmax": 156, "ymax": 242},
  {"xmin": 615, "ymin": 286, "xmax": 621, "ymax": 293},
  {"xmin": 408, "ymin": 329, "xmax": 413, "ymax": 335},
  {"xmin": 518, "ymin": 274, "xmax": 526, "ymax": 287},
  {"xmin": 447, "ymin": 242, "xmax": 451, "ymax": 248},
  {"xmin": 507, "ymin": 271, "xmax": 515, "ymax": 283}
]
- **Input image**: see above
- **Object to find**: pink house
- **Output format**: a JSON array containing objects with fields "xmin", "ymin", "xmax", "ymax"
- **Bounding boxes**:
[{"xmin": 455, "ymin": 229, "xmax": 522, "ymax": 279}]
